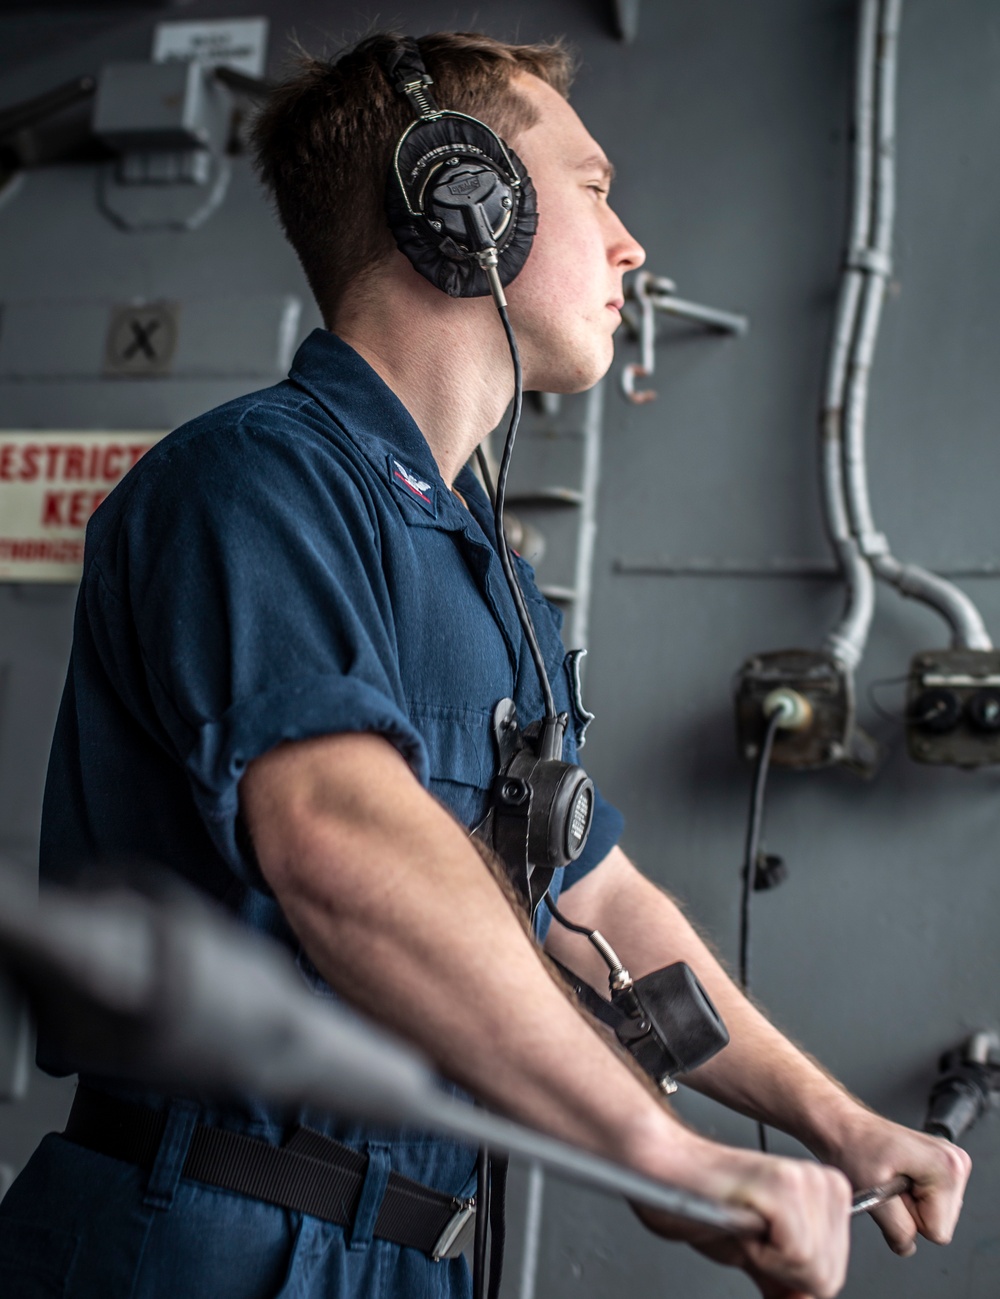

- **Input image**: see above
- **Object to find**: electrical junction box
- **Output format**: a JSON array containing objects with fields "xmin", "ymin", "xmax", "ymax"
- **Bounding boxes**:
[
  {"xmin": 91, "ymin": 60, "xmax": 234, "ymax": 231},
  {"xmin": 92, "ymin": 59, "xmax": 227, "ymax": 154},
  {"xmin": 907, "ymin": 649, "xmax": 1000, "ymax": 767},
  {"xmin": 735, "ymin": 649, "xmax": 854, "ymax": 770}
]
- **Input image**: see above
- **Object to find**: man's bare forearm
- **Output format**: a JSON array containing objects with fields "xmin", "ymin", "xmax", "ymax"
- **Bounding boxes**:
[
  {"xmin": 241, "ymin": 733, "xmax": 703, "ymax": 1177},
  {"xmin": 546, "ymin": 846, "xmax": 860, "ymax": 1156}
]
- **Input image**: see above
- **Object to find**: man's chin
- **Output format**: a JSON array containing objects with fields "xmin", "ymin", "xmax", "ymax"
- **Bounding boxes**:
[{"xmin": 528, "ymin": 347, "xmax": 615, "ymax": 396}]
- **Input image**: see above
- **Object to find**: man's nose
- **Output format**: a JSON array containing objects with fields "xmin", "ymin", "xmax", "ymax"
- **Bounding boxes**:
[{"xmin": 610, "ymin": 211, "xmax": 645, "ymax": 272}]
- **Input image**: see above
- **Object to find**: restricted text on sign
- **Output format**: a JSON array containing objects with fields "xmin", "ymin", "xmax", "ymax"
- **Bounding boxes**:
[{"xmin": 0, "ymin": 431, "xmax": 166, "ymax": 582}]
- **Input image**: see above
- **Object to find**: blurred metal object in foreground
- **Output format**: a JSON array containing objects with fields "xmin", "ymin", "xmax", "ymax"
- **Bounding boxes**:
[
  {"xmin": 0, "ymin": 865, "xmax": 764, "ymax": 1236},
  {"xmin": 0, "ymin": 866, "xmax": 920, "ymax": 1238}
]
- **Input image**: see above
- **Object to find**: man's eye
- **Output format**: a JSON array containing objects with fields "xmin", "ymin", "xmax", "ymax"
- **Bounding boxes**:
[{"xmin": 588, "ymin": 184, "xmax": 609, "ymax": 199}]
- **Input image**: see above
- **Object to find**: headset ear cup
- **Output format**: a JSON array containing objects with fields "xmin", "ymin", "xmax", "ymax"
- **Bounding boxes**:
[{"xmin": 385, "ymin": 116, "xmax": 537, "ymax": 299}]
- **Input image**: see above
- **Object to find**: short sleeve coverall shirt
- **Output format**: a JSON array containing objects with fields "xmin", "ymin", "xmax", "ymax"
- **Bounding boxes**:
[{"xmin": 0, "ymin": 330, "xmax": 623, "ymax": 1299}]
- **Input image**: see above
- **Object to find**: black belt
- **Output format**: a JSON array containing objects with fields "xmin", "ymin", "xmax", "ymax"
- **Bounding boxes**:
[{"xmin": 63, "ymin": 1087, "xmax": 476, "ymax": 1260}]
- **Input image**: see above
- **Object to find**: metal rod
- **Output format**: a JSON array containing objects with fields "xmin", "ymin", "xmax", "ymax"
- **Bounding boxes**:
[
  {"xmin": 569, "ymin": 380, "xmax": 604, "ymax": 651},
  {"xmin": 517, "ymin": 1162, "xmax": 545, "ymax": 1299},
  {"xmin": 615, "ymin": 557, "xmax": 840, "ymax": 578},
  {"xmin": 644, "ymin": 291, "xmax": 748, "ymax": 335},
  {"xmin": 0, "ymin": 76, "xmax": 96, "ymax": 141},
  {"xmin": 420, "ymin": 1097, "xmax": 768, "ymax": 1236},
  {"xmin": 851, "ymin": 1174, "xmax": 913, "ymax": 1216},
  {"xmin": 613, "ymin": 556, "xmax": 1000, "ymax": 579},
  {"xmin": 518, "ymin": 380, "xmax": 603, "ymax": 1299}
]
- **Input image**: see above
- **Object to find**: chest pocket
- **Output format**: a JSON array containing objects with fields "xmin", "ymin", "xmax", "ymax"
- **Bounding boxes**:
[{"xmin": 410, "ymin": 702, "xmax": 496, "ymax": 831}]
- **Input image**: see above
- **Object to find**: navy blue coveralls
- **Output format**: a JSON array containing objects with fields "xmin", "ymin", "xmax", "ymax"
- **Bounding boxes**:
[{"xmin": 0, "ymin": 330, "xmax": 623, "ymax": 1298}]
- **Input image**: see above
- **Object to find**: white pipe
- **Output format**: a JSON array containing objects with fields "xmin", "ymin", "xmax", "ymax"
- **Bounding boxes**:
[
  {"xmin": 842, "ymin": 269, "xmax": 888, "ymax": 553},
  {"xmin": 872, "ymin": 0, "xmax": 900, "ymax": 261},
  {"xmin": 842, "ymin": 0, "xmax": 895, "ymax": 555},
  {"xmin": 838, "ymin": 0, "xmax": 992, "ymax": 649},
  {"xmin": 850, "ymin": 0, "xmax": 878, "ymax": 254},
  {"xmin": 820, "ymin": 0, "xmax": 879, "ymax": 670},
  {"xmin": 821, "ymin": 266, "xmax": 875, "ymax": 671},
  {"xmin": 871, "ymin": 554, "xmax": 992, "ymax": 644}
]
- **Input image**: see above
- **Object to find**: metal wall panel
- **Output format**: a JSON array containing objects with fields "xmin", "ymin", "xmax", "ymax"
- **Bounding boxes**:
[{"xmin": 1, "ymin": 2, "xmax": 998, "ymax": 1297}]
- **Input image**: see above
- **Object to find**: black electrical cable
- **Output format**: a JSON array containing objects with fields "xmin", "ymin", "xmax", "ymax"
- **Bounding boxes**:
[
  {"xmin": 866, "ymin": 673, "xmax": 945, "ymax": 727},
  {"xmin": 487, "ymin": 1155, "xmax": 508, "ymax": 1299},
  {"xmin": 492, "ymin": 304, "xmax": 557, "ymax": 723},
  {"xmin": 473, "ymin": 1147, "xmax": 491, "ymax": 1299},
  {"xmin": 543, "ymin": 891, "xmax": 591, "ymax": 937},
  {"xmin": 543, "ymin": 890, "xmax": 624, "ymax": 975},
  {"xmin": 739, "ymin": 711, "xmax": 783, "ymax": 988},
  {"xmin": 739, "ymin": 708, "xmax": 784, "ymax": 1153},
  {"xmin": 474, "ymin": 444, "xmax": 497, "ymax": 510}
]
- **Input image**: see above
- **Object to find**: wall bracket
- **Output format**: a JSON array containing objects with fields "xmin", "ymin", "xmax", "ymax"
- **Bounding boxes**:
[{"xmin": 620, "ymin": 271, "xmax": 748, "ymax": 403}]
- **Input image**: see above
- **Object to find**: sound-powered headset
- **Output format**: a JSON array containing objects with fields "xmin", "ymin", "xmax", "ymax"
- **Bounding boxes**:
[{"xmin": 379, "ymin": 35, "xmax": 594, "ymax": 919}]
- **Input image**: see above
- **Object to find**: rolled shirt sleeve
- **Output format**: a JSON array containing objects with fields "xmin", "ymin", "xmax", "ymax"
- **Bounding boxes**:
[{"xmin": 83, "ymin": 408, "xmax": 428, "ymax": 887}]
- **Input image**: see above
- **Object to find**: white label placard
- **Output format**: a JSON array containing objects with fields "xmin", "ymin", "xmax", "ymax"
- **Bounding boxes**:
[
  {"xmin": 152, "ymin": 17, "xmax": 269, "ymax": 77},
  {"xmin": 0, "ymin": 432, "xmax": 166, "ymax": 583}
]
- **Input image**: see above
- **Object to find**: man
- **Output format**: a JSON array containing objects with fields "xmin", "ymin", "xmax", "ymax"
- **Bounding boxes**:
[{"xmin": 0, "ymin": 30, "xmax": 968, "ymax": 1299}]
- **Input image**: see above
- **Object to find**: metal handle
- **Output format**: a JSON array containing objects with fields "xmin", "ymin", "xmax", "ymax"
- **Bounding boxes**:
[
  {"xmin": 850, "ymin": 1174, "xmax": 914, "ymax": 1218},
  {"xmin": 723, "ymin": 1173, "xmax": 914, "ymax": 1241}
]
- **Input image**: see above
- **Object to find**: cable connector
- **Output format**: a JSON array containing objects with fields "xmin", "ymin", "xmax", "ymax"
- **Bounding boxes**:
[
  {"xmin": 762, "ymin": 687, "xmax": 813, "ymax": 732},
  {"xmin": 475, "ymin": 246, "xmax": 506, "ymax": 308},
  {"xmin": 734, "ymin": 650, "xmax": 869, "ymax": 772},
  {"xmin": 924, "ymin": 1030, "xmax": 1000, "ymax": 1143}
]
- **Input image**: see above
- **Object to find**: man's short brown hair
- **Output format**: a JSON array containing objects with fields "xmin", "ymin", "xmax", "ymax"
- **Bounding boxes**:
[{"xmin": 251, "ymin": 31, "xmax": 574, "ymax": 323}]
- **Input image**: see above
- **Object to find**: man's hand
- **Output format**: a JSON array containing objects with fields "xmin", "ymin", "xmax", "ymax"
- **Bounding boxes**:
[
  {"xmin": 820, "ymin": 1108, "xmax": 971, "ymax": 1257},
  {"xmin": 633, "ymin": 1138, "xmax": 853, "ymax": 1299}
]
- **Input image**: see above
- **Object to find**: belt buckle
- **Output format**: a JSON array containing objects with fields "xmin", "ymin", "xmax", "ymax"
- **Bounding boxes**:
[{"xmin": 431, "ymin": 1197, "xmax": 476, "ymax": 1261}]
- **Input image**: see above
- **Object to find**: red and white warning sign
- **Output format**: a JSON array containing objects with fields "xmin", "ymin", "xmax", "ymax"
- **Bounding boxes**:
[{"xmin": 0, "ymin": 431, "xmax": 166, "ymax": 582}]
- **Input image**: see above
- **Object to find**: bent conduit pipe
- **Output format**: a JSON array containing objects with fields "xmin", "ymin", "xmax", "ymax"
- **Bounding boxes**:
[{"xmin": 822, "ymin": 0, "xmax": 991, "ymax": 664}]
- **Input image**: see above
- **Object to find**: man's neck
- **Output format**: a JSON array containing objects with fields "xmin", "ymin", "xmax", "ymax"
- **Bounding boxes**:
[{"xmin": 333, "ymin": 278, "xmax": 516, "ymax": 487}]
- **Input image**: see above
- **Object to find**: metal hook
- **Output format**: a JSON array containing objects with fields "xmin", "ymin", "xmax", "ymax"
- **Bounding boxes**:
[
  {"xmin": 621, "ymin": 271, "xmax": 662, "ymax": 403},
  {"xmin": 620, "ymin": 271, "xmax": 749, "ymax": 404}
]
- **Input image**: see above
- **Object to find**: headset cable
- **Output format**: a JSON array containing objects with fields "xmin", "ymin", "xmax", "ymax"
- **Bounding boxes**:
[{"xmin": 739, "ymin": 707, "xmax": 785, "ymax": 1153}]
